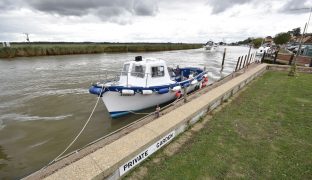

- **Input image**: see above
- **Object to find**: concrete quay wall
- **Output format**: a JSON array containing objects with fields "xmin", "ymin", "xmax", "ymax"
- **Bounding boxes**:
[{"xmin": 28, "ymin": 64, "xmax": 268, "ymax": 180}]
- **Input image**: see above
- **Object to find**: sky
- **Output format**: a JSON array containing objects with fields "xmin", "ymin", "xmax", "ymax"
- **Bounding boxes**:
[{"xmin": 0, "ymin": 0, "xmax": 311, "ymax": 43}]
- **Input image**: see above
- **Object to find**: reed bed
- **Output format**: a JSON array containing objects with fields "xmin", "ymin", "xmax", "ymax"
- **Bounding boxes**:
[{"xmin": 0, "ymin": 43, "xmax": 202, "ymax": 58}]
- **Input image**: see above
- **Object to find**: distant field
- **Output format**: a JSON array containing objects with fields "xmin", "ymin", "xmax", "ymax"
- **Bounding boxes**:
[
  {"xmin": 127, "ymin": 71, "xmax": 312, "ymax": 179},
  {"xmin": 0, "ymin": 43, "xmax": 203, "ymax": 58}
]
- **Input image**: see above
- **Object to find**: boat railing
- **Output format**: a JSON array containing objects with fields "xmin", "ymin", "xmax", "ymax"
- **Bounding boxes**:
[{"xmin": 100, "ymin": 68, "xmax": 206, "ymax": 88}]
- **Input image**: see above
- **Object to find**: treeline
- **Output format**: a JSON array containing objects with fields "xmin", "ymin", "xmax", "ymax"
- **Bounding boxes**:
[
  {"xmin": 0, "ymin": 43, "xmax": 203, "ymax": 58},
  {"xmin": 232, "ymin": 27, "xmax": 303, "ymax": 48}
]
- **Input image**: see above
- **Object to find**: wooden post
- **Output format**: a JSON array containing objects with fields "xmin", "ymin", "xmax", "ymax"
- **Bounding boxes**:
[
  {"xmin": 249, "ymin": 54, "xmax": 253, "ymax": 64},
  {"xmin": 310, "ymin": 57, "xmax": 312, "ymax": 67},
  {"xmin": 235, "ymin": 57, "xmax": 241, "ymax": 72},
  {"xmin": 252, "ymin": 53, "xmax": 255, "ymax": 62},
  {"xmin": 288, "ymin": 53, "xmax": 295, "ymax": 65},
  {"xmin": 273, "ymin": 50, "xmax": 279, "ymax": 64},
  {"xmin": 247, "ymin": 45, "xmax": 251, "ymax": 62},
  {"xmin": 221, "ymin": 48, "xmax": 226, "ymax": 71},
  {"xmin": 243, "ymin": 55, "xmax": 247, "ymax": 68},
  {"xmin": 247, "ymin": 54, "xmax": 251, "ymax": 65},
  {"xmin": 238, "ymin": 56, "xmax": 243, "ymax": 70},
  {"xmin": 261, "ymin": 52, "xmax": 266, "ymax": 63}
]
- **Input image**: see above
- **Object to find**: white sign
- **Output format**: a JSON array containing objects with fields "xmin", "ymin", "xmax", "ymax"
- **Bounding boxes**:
[{"xmin": 119, "ymin": 130, "xmax": 175, "ymax": 176}]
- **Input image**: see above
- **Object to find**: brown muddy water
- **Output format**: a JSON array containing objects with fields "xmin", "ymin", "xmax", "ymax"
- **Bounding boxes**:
[{"xmin": 0, "ymin": 46, "xmax": 256, "ymax": 178}]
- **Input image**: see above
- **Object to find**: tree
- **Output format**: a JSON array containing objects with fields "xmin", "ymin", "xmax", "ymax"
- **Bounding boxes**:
[
  {"xmin": 292, "ymin": 27, "xmax": 301, "ymax": 36},
  {"xmin": 236, "ymin": 37, "xmax": 253, "ymax": 45},
  {"xmin": 252, "ymin": 38, "xmax": 264, "ymax": 48},
  {"xmin": 274, "ymin": 32, "xmax": 291, "ymax": 45}
]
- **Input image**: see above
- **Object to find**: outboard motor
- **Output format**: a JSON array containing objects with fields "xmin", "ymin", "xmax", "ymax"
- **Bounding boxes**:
[{"xmin": 135, "ymin": 56, "xmax": 142, "ymax": 61}]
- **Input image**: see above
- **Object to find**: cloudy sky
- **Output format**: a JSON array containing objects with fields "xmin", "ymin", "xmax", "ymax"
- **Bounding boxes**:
[{"xmin": 0, "ymin": 0, "xmax": 311, "ymax": 43}]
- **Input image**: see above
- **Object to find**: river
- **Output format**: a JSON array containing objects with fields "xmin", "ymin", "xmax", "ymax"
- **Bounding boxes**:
[{"xmin": 0, "ymin": 46, "xmax": 256, "ymax": 178}]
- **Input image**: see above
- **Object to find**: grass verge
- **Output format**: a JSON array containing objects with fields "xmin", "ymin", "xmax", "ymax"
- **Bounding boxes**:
[{"xmin": 126, "ymin": 71, "xmax": 312, "ymax": 179}]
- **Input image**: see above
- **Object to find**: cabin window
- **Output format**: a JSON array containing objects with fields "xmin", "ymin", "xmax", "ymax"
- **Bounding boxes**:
[
  {"xmin": 121, "ymin": 64, "xmax": 130, "ymax": 76},
  {"xmin": 151, "ymin": 66, "xmax": 165, "ymax": 77},
  {"xmin": 131, "ymin": 65, "xmax": 145, "ymax": 78}
]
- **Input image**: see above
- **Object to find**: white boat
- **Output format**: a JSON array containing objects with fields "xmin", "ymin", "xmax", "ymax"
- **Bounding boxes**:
[
  {"xmin": 203, "ymin": 41, "xmax": 218, "ymax": 52},
  {"xmin": 89, "ymin": 56, "xmax": 208, "ymax": 118},
  {"xmin": 256, "ymin": 46, "xmax": 270, "ymax": 56}
]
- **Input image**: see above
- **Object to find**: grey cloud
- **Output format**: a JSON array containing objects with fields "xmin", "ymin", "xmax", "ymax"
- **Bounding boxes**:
[
  {"xmin": 205, "ymin": 0, "xmax": 308, "ymax": 15},
  {"xmin": 279, "ymin": 0, "xmax": 311, "ymax": 14},
  {"xmin": 0, "ymin": 0, "xmax": 6, "ymax": 9},
  {"xmin": 95, "ymin": 7, "xmax": 133, "ymax": 25},
  {"xmin": 0, "ymin": 0, "xmax": 158, "ymax": 24},
  {"xmin": 25, "ymin": 0, "xmax": 158, "ymax": 21},
  {"xmin": 27, "ymin": 0, "xmax": 129, "ymax": 16},
  {"xmin": 0, "ymin": 0, "xmax": 20, "ymax": 10},
  {"xmin": 133, "ymin": 0, "xmax": 158, "ymax": 16},
  {"xmin": 206, "ymin": 0, "xmax": 251, "ymax": 14}
]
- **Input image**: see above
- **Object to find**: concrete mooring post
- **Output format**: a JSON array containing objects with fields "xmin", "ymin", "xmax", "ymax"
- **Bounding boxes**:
[
  {"xmin": 221, "ymin": 48, "xmax": 226, "ymax": 71},
  {"xmin": 183, "ymin": 86, "xmax": 188, "ymax": 103},
  {"xmin": 155, "ymin": 105, "xmax": 160, "ymax": 118}
]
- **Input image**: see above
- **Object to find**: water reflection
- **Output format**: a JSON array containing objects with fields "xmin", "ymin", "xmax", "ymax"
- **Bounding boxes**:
[{"xmin": 0, "ymin": 146, "xmax": 9, "ymax": 170}]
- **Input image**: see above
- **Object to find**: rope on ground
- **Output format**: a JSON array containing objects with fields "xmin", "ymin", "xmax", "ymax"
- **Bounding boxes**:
[{"xmin": 44, "ymin": 85, "xmax": 105, "ymax": 168}]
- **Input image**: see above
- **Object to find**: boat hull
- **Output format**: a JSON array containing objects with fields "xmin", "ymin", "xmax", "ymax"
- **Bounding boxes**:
[
  {"xmin": 102, "ymin": 84, "xmax": 197, "ymax": 117},
  {"xmin": 102, "ymin": 91, "xmax": 176, "ymax": 117},
  {"xmin": 204, "ymin": 46, "xmax": 218, "ymax": 52}
]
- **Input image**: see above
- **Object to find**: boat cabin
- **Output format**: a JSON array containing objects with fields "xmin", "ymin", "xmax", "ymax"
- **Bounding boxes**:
[{"xmin": 119, "ymin": 56, "xmax": 175, "ymax": 87}]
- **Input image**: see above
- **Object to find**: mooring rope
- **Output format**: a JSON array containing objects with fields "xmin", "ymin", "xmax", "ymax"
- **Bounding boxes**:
[
  {"xmin": 127, "ymin": 110, "xmax": 151, "ymax": 115},
  {"xmin": 44, "ymin": 85, "xmax": 105, "ymax": 168}
]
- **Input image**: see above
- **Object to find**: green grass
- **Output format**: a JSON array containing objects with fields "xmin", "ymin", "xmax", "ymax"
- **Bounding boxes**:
[
  {"xmin": 0, "ymin": 43, "xmax": 203, "ymax": 58},
  {"xmin": 130, "ymin": 71, "xmax": 312, "ymax": 179}
]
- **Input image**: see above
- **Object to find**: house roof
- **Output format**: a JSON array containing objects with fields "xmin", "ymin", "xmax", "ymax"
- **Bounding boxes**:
[{"xmin": 303, "ymin": 35, "xmax": 312, "ymax": 43}]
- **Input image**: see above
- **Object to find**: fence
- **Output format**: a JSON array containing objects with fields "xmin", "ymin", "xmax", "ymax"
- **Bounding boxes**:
[{"xmin": 260, "ymin": 52, "xmax": 312, "ymax": 67}]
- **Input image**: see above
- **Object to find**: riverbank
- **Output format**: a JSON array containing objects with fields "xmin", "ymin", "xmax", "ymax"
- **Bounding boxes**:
[
  {"xmin": 0, "ymin": 43, "xmax": 202, "ymax": 58},
  {"xmin": 128, "ymin": 71, "xmax": 312, "ymax": 179}
]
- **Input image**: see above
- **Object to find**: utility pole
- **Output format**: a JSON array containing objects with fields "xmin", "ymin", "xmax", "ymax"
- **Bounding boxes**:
[
  {"xmin": 24, "ymin": 33, "xmax": 30, "ymax": 43},
  {"xmin": 289, "ymin": 7, "xmax": 312, "ymax": 76}
]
